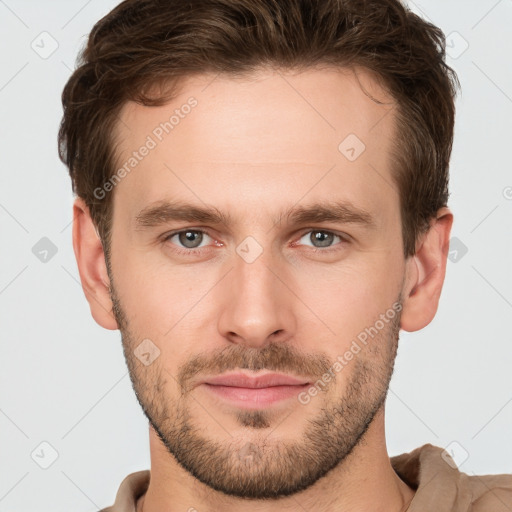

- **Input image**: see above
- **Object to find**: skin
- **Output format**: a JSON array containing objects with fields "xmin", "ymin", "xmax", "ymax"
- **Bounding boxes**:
[{"xmin": 72, "ymin": 66, "xmax": 453, "ymax": 512}]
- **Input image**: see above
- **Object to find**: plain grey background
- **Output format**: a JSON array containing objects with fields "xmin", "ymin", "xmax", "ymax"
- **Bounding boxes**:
[{"xmin": 1, "ymin": 1, "xmax": 511, "ymax": 511}]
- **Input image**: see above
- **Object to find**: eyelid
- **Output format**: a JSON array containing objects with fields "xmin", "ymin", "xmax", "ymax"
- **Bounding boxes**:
[
  {"xmin": 291, "ymin": 228, "xmax": 351, "ymax": 251},
  {"xmin": 294, "ymin": 227, "xmax": 351, "ymax": 241},
  {"xmin": 161, "ymin": 227, "xmax": 350, "ymax": 254},
  {"xmin": 160, "ymin": 228, "xmax": 218, "ymax": 258},
  {"xmin": 161, "ymin": 227, "xmax": 349, "ymax": 241},
  {"xmin": 161, "ymin": 227, "xmax": 217, "ymax": 245}
]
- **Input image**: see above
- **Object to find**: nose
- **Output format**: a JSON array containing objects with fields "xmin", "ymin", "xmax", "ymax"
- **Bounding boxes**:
[{"xmin": 216, "ymin": 246, "xmax": 296, "ymax": 349}]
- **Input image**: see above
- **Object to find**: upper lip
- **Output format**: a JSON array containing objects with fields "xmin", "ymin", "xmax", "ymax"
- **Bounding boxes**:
[{"xmin": 201, "ymin": 372, "xmax": 311, "ymax": 388}]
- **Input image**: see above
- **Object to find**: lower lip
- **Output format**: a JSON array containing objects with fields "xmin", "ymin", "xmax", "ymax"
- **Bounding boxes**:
[{"xmin": 201, "ymin": 383, "xmax": 310, "ymax": 408}]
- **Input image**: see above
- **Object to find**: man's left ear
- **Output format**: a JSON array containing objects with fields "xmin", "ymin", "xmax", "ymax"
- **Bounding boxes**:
[{"xmin": 400, "ymin": 207, "xmax": 453, "ymax": 332}]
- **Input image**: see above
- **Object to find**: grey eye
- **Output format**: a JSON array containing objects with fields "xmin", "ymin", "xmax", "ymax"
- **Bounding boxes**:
[
  {"xmin": 171, "ymin": 230, "xmax": 209, "ymax": 249},
  {"xmin": 299, "ymin": 230, "xmax": 341, "ymax": 249}
]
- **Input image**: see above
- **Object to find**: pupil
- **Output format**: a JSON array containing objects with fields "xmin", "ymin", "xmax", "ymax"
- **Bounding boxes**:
[
  {"xmin": 313, "ymin": 231, "xmax": 332, "ymax": 247},
  {"xmin": 180, "ymin": 231, "xmax": 201, "ymax": 248}
]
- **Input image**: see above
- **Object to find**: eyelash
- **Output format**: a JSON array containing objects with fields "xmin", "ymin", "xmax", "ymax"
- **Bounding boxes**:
[{"xmin": 161, "ymin": 228, "xmax": 350, "ymax": 256}]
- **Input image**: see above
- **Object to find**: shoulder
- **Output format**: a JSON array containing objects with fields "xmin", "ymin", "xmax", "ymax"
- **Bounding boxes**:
[
  {"xmin": 98, "ymin": 470, "xmax": 150, "ymax": 512},
  {"xmin": 391, "ymin": 443, "xmax": 512, "ymax": 511},
  {"xmin": 462, "ymin": 471, "xmax": 512, "ymax": 511}
]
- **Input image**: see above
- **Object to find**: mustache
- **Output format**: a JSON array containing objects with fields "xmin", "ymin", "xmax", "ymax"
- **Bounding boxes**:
[{"xmin": 178, "ymin": 341, "xmax": 333, "ymax": 394}]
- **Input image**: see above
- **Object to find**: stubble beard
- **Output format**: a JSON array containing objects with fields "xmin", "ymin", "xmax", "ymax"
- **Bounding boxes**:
[{"xmin": 110, "ymin": 282, "xmax": 402, "ymax": 499}]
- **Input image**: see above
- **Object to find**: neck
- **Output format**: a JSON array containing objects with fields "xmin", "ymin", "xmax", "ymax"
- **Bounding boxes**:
[{"xmin": 138, "ymin": 408, "xmax": 415, "ymax": 512}]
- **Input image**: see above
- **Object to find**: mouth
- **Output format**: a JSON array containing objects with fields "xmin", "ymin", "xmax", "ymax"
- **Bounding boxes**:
[{"xmin": 198, "ymin": 371, "xmax": 312, "ymax": 409}]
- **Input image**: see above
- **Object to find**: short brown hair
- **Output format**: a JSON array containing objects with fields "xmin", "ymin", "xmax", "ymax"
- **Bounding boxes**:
[{"xmin": 58, "ymin": 0, "xmax": 460, "ymax": 258}]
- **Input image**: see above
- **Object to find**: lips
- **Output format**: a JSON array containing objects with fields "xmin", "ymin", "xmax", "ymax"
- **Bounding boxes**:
[
  {"xmin": 202, "ymin": 372, "xmax": 310, "ymax": 388},
  {"xmin": 198, "ymin": 371, "xmax": 312, "ymax": 409}
]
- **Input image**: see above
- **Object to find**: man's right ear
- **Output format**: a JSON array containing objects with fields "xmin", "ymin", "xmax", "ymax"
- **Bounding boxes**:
[{"xmin": 72, "ymin": 197, "xmax": 118, "ymax": 330}]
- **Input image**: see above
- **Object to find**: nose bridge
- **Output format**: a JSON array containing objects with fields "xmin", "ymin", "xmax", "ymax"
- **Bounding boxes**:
[
  {"xmin": 235, "ymin": 241, "xmax": 279, "ymax": 300},
  {"xmin": 217, "ymin": 237, "xmax": 295, "ymax": 347}
]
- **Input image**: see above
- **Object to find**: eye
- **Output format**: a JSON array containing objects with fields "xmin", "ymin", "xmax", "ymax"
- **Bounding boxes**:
[
  {"xmin": 161, "ymin": 228, "xmax": 349, "ymax": 257},
  {"xmin": 163, "ymin": 229, "xmax": 214, "ymax": 252},
  {"xmin": 295, "ymin": 230, "xmax": 348, "ymax": 251}
]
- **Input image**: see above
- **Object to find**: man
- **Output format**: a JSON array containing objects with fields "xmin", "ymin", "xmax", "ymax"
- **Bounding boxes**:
[{"xmin": 58, "ymin": 0, "xmax": 512, "ymax": 510}]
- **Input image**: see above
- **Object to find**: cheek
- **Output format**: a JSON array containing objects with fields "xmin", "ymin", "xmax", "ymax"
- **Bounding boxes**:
[
  {"xmin": 113, "ymin": 249, "xmax": 217, "ymax": 343},
  {"xmin": 291, "ymin": 256, "xmax": 401, "ymax": 334},
  {"xmin": 113, "ymin": 229, "xmax": 403, "ymax": 347}
]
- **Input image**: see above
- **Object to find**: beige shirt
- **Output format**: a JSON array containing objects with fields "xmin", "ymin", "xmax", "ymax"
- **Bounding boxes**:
[{"xmin": 100, "ymin": 443, "xmax": 512, "ymax": 511}]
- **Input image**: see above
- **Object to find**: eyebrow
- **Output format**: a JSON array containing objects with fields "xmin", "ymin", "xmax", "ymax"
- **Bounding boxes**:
[{"xmin": 134, "ymin": 199, "xmax": 376, "ymax": 230}]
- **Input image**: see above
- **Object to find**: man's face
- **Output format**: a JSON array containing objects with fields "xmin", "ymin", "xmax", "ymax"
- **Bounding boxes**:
[{"xmin": 108, "ymin": 67, "xmax": 408, "ymax": 498}]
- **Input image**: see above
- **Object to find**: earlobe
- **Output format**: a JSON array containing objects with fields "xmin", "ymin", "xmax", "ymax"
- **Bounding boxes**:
[
  {"xmin": 400, "ymin": 207, "xmax": 453, "ymax": 332},
  {"xmin": 72, "ymin": 198, "xmax": 118, "ymax": 330}
]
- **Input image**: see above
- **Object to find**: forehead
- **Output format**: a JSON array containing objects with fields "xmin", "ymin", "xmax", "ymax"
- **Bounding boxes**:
[
  {"xmin": 115, "ymin": 65, "xmax": 395, "ymax": 156},
  {"xmin": 111, "ymin": 66, "xmax": 398, "ymax": 226}
]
